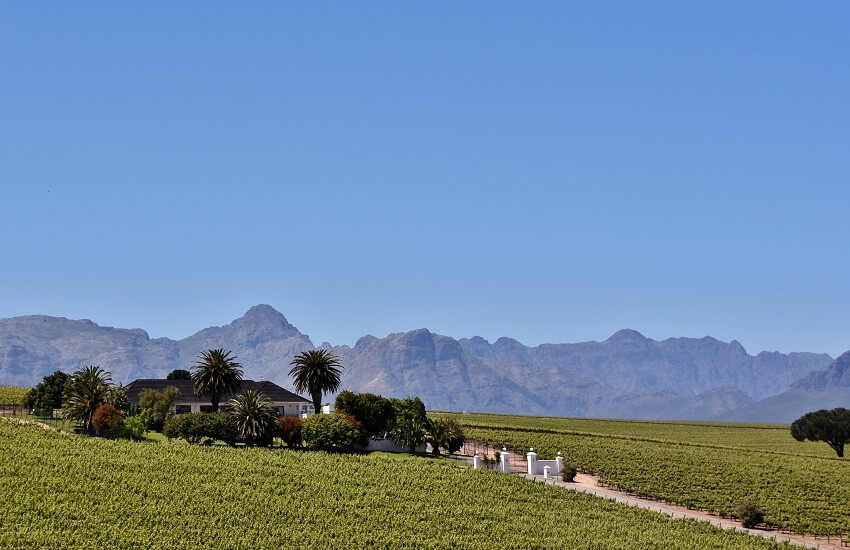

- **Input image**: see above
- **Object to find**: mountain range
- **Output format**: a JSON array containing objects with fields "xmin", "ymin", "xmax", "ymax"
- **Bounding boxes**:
[{"xmin": 0, "ymin": 305, "xmax": 846, "ymax": 422}]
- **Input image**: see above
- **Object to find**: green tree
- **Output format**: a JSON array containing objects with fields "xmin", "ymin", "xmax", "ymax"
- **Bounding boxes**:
[
  {"xmin": 191, "ymin": 349, "xmax": 243, "ymax": 412},
  {"xmin": 166, "ymin": 369, "xmax": 191, "ymax": 380},
  {"xmin": 62, "ymin": 366, "xmax": 112, "ymax": 433},
  {"xmin": 228, "ymin": 389, "xmax": 277, "ymax": 446},
  {"xmin": 389, "ymin": 396, "xmax": 427, "ymax": 427},
  {"xmin": 791, "ymin": 408, "xmax": 850, "ymax": 457},
  {"xmin": 23, "ymin": 371, "xmax": 70, "ymax": 413},
  {"xmin": 334, "ymin": 390, "xmax": 395, "ymax": 437},
  {"xmin": 107, "ymin": 383, "xmax": 130, "ymax": 413},
  {"xmin": 139, "ymin": 387, "xmax": 179, "ymax": 431},
  {"xmin": 289, "ymin": 349, "xmax": 343, "ymax": 415}
]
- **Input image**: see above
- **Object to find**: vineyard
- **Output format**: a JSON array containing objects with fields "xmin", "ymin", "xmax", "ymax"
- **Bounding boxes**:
[
  {"xmin": 0, "ymin": 420, "xmax": 786, "ymax": 549},
  {"xmin": 438, "ymin": 412, "xmax": 850, "ymax": 536},
  {"xmin": 0, "ymin": 386, "xmax": 29, "ymax": 405}
]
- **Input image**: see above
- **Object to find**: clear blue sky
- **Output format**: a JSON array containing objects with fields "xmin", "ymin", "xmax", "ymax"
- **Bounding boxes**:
[{"xmin": 2, "ymin": 3, "xmax": 849, "ymax": 356}]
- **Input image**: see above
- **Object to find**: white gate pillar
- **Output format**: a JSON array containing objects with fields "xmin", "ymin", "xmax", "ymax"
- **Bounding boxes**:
[
  {"xmin": 500, "ymin": 447, "xmax": 510, "ymax": 473},
  {"xmin": 473, "ymin": 451, "xmax": 482, "ymax": 470},
  {"xmin": 527, "ymin": 448, "xmax": 537, "ymax": 475},
  {"xmin": 555, "ymin": 452, "xmax": 564, "ymax": 475}
]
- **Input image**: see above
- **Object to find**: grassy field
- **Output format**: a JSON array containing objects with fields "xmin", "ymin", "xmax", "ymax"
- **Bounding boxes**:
[
  {"xmin": 0, "ymin": 420, "xmax": 785, "ymax": 549},
  {"xmin": 0, "ymin": 385, "xmax": 29, "ymax": 405},
  {"xmin": 436, "ymin": 412, "xmax": 850, "ymax": 536}
]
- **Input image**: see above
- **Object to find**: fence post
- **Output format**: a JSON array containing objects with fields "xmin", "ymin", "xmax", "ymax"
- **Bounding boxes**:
[
  {"xmin": 527, "ymin": 448, "xmax": 537, "ymax": 475},
  {"xmin": 473, "ymin": 451, "xmax": 482, "ymax": 470},
  {"xmin": 544, "ymin": 465, "xmax": 551, "ymax": 480}
]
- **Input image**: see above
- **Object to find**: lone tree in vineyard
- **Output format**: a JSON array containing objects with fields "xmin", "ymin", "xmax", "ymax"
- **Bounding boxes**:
[
  {"xmin": 191, "ymin": 349, "xmax": 243, "ymax": 413},
  {"xmin": 791, "ymin": 408, "xmax": 850, "ymax": 457},
  {"xmin": 289, "ymin": 349, "xmax": 343, "ymax": 415}
]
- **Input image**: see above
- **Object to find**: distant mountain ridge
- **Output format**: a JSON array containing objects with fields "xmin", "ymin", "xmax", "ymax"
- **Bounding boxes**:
[
  {"xmin": 0, "ymin": 305, "xmax": 841, "ymax": 421},
  {"xmin": 719, "ymin": 351, "xmax": 850, "ymax": 423}
]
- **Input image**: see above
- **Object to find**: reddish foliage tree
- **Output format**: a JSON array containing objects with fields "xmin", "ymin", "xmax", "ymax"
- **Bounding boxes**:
[
  {"xmin": 276, "ymin": 415, "xmax": 303, "ymax": 447},
  {"xmin": 92, "ymin": 403, "xmax": 124, "ymax": 435}
]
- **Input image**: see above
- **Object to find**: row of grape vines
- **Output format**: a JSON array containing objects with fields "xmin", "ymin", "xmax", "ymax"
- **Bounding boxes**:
[
  {"xmin": 434, "ymin": 412, "xmax": 831, "ymax": 458},
  {"xmin": 0, "ymin": 386, "xmax": 28, "ymax": 405},
  {"xmin": 0, "ymin": 421, "xmax": 786, "ymax": 549},
  {"xmin": 462, "ymin": 424, "xmax": 850, "ymax": 536}
]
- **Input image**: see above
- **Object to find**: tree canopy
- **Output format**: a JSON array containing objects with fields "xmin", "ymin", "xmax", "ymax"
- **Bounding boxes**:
[
  {"xmin": 289, "ymin": 349, "xmax": 343, "ymax": 415},
  {"xmin": 791, "ymin": 408, "xmax": 850, "ymax": 457},
  {"xmin": 334, "ymin": 390, "xmax": 395, "ymax": 437},
  {"xmin": 166, "ymin": 369, "xmax": 191, "ymax": 380},
  {"xmin": 23, "ymin": 370, "xmax": 70, "ymax": 412}
]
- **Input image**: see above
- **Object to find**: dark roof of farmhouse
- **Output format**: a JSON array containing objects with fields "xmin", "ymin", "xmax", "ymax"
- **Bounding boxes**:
[{"xmin": 125, "ymin": 379, "xmax": 310, "ymax": 404}]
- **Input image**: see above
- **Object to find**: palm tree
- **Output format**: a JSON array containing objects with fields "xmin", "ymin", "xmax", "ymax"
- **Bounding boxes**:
[
  {"xmin": 63, "ymin": 365, "xmax": 112, "ymax": 433},
  {"xmin": 191, "ymin": 349, "xmax": 243, "ymax": 412},
  {"xmin": 426, "ymin": 418, "xmax": 449, "ymax": 456},
  {"xmin": 392, "ymin": 413, "xmax": 427, "ymax": 454},
  {"xmin": 289, "ymin": 349, "xmax": 343, "ymax": 415},
  {"xmin": 228, "ymin": 389, "xmax": 276, "ymax": 446}
]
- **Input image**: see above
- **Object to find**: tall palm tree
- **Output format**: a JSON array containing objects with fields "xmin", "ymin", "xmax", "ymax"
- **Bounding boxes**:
[
  {"xmin": 191, "ymin": 349, "xmax": 243, "ymax": 412},
  {"xmin": 289, "ymin": 349, "xmax": 343, "ymax": 415},
  {"xmin": 228, "ymin": 389, "xmax": 276, "ymax": 446},
  {"xmin": 63, "ymin": 365, "xmax": 112, "ymax": 433}
]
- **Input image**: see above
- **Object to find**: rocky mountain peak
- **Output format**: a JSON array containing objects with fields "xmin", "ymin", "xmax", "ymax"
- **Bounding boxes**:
[
  {"xmin": 606, "ymin": 329, "xmax": 646, "ymax": 343},
  {"xmin": 232, "ymin": 304, "xmax": 299, "ymax": 337}
]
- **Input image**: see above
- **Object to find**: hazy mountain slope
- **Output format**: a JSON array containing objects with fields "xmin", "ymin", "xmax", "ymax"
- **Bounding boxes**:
[
  {"xmin": 721, "ymin": 352, "xmax": 850, "ymax": 423},
  {"xmin": 0, "ymin": 305, "xmax": 836, "ymax": 420}
]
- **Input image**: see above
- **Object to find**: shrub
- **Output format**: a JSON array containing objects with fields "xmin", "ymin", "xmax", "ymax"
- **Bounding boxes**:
[
  {"xmin": 301, "ymin": 413, "xmax": 360, "ymax": 451},
  {"xmin": 340, "ymin": 412, "xmax": 368, "ymax": 446},
  {"xmin": 735, "ymin": 499, "xmax": 765, "ymax": 529},
  {"xmin": 276, "ymin": 415, "xmax": 303, "ymax": 447},
  {"xmin": 121, "ymin": 416, "xmax": 146, "ymax": 441},
  {"xmin": 562, "ymin": 467, "xmax": 578, "ymax": 482},
  {"xmin": 163, "ymin": 413, "xmax": 238, "ymax": 446},
  {"xmin": 92, "ymin": 404, "xmax": 124, "ymax": 435}
]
